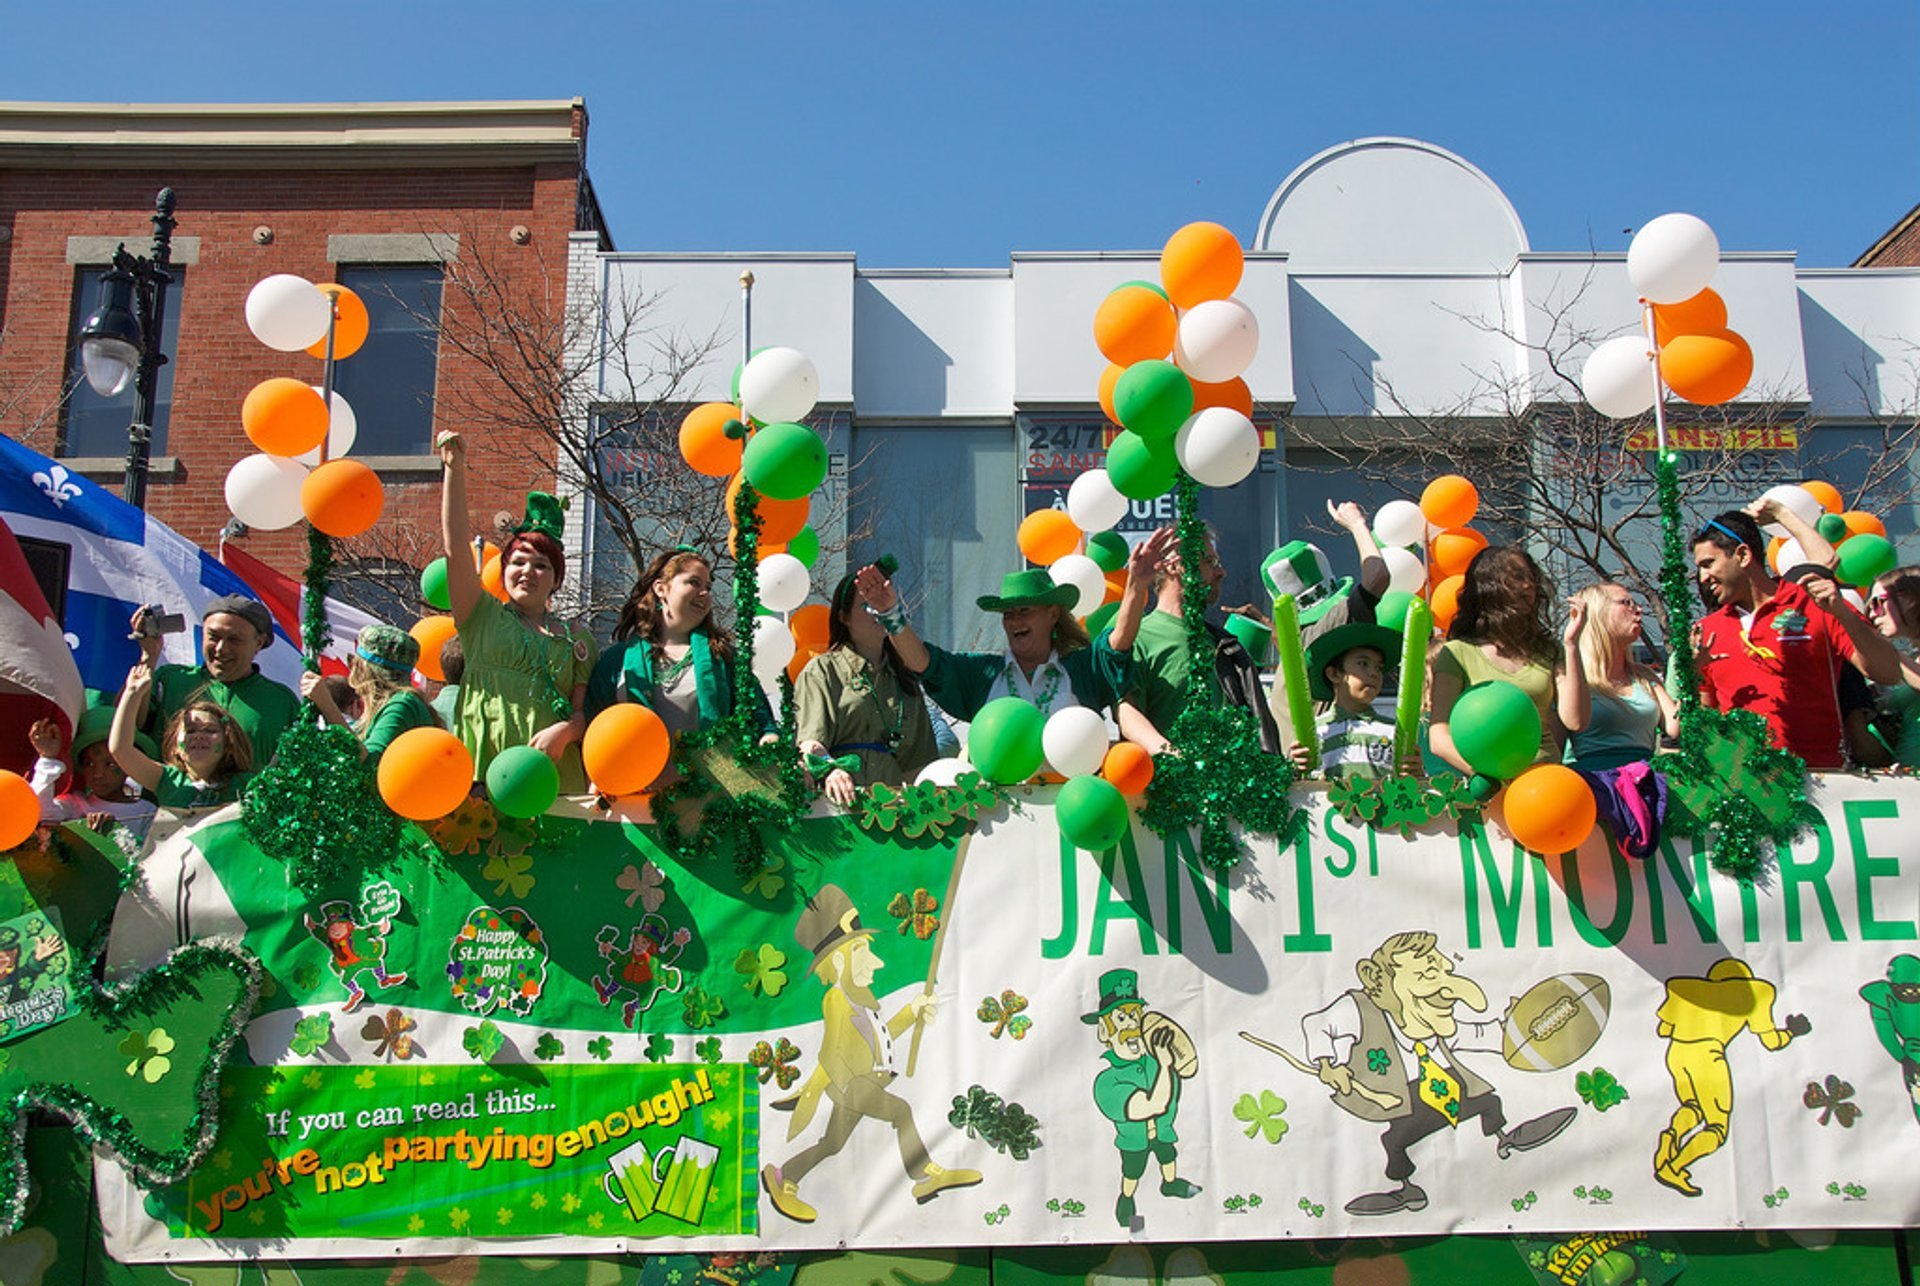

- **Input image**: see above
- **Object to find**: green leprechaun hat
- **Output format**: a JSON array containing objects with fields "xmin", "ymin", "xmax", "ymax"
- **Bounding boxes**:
[
  {"xmin": 977, "ymin": 569, "xmax": 1080, "ymax": 613},
  {"xmin": 517, "ymin": 491, "xmax": 568, "ymax": 542},
  {"xmin": 1080, "ymin": 967, "xmax": 1147, "ymax": 1023},
  {"xmin": 1261, "ymin": 540, "xmax": 1354, "ymax": 628}
]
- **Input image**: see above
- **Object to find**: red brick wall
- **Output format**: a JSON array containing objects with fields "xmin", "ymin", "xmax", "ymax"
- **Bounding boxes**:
[
  {"xmin": 0, "ymin": 158, "xmax": 582, "ymax": 582},
  {"xmin": 1859, "ymin": 217, "xmax": 1920, "ymax": 267}
]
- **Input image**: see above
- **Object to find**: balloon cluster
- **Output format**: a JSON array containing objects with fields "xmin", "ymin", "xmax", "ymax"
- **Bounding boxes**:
[
  {"xmin": 1759, "ymin": 481, "xmax": 1895, "ymax": 589},
  {"xmin": 1583, "ymin": 213, "xmax": 1754, "ymax": 418},
  {"xmin": 225, "ymin": 276, "xmax": 381, "ymax": 537},
  {"xmin": 1449, "ymin": 681, "xmax": 1598, "ymax": 854},
  {"xmin": 1366, "ymin": 473, "xmax": 1484, "ymax": 634}
]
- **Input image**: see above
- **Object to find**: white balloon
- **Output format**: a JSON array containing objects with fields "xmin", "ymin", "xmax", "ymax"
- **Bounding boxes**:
[
  {"xmin": 1172, "ymin": 298, "xmax": 1259, "ymax": 383},
  {"xmin": 1772, "ymin": 536, "xmax": 1807, "ymax": 574},
  {"xmin": 1067, "ymin": 469, "xmax": 1129, "ymax": 532},
  {"xmin": 224, "ymin": 454, "xmax": 310, "ymax": 530},
  {"xmin": 1372, "ymin": 499, "xmax": 1426, "ymax": 549},
  {"xmin": 1627, "ymin": 212, "xmax": 1721, "ymax": 305},
  {"xmin": 295, "ymin": 389, "xmax": 358, "ymax": 466},
  {"xmin": 1843, "ymin": 588, "xmax": 1868, "ymax": 616},
  {"xmin": 1048, "ymin": 553, "xmax": 1106, "ymax": 617},
  {"xmin": 758, "ymin": 553, "xmax": 811, "ymax": 613},
  {"xmin": 1041, "ymin": 707, "xmax": 1109, "ymax": 779},
  {"xmin": 1381, "ymin": 546, "xmax": 1426, "ymax": 595},
  {"xmin": 916, "ymin": 757, "xmax": 968, "ymax": 788},
  {"xmin": 751, "ymin": 614, "xmax": 796, "ymax": 679},
  {"xmin": 1758, "ymin": 484, "xmax": 1822, "ymax": 539},
  {"xmin": 1174, "ymin": 407, "xmax": 1259, "ymax": 488},
  {"xmin": 1582, "ymin": 334, "xmax": 1657, "ymax": 419},
  {"xmin": 738, "ymin": 347, "xmax": 819, "ymax": 424},
  {"xmin": 244, "ymin": 274, "xmax": 331, "ymax": 352}
]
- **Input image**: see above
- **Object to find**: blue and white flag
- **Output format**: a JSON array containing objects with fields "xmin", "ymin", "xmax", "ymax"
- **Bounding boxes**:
[{"xmin": 0, "ymin": 433, "xmax": 308, "ymax": 694}]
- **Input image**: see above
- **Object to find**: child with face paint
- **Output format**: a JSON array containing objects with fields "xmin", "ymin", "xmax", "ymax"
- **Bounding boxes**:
[
  {"xmin": 110, "ymin": 666, "xmax": 255, "ymax": 809},
  {"xmin": 26, "ymin": 707, "xmax": 159, "ymax": 839}
]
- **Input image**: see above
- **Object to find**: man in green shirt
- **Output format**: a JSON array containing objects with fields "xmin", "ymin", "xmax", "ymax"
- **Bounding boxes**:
[
  {"xmin": 1083, "ymin": 968, "xmax": 1200, "ymax": 1229},
  {"xmin": 133, "ymin": 595, "xmax": 300, "ymax": 767}
]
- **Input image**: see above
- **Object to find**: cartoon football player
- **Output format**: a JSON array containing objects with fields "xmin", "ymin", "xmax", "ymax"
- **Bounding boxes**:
[
  {"xmin": 593, "ymin": 915, "xmax": 691, "ymax": 1028},
  {"xmin": 1083, "ymin": 968, "xmax": 1201, "ymax": 1229},
  {"xmin": 1861, "ymin": 953, "xmax": 1920, "ymax": 1124},
  {"xmin": 303, "ymin": 900, "xmax": 408, "ymax": 1013}
]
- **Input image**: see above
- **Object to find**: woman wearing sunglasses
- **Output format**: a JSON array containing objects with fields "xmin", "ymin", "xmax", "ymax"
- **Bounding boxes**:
[{"xmin": 1861, "ymin": 568, "xmax": 1920, "ymax": 767}]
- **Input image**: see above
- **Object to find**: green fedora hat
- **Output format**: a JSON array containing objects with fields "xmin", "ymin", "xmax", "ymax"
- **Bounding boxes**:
[
  {"xmin": 1304, "ymin": 622, "xmax": 1402, "ymax": 702},
  {"xmin": 1080, "ymin": 967, "xmax": 1148, "ymax": 1024},
  {"xmin": 1262, "ymin": 540, "xmax": 1355, "ymax": 628},
  {"xmin": 70, "ymin": 705, "xmax": 155, "ymax": 762},
  {"xmin": 978, "ymin": 569, "xmax": 1080, "ymax": 613}
]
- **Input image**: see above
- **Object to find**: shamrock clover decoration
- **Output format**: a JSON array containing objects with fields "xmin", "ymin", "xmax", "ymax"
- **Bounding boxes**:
[
  {"xmin": 1575, "ymin": 1067, "xmax": 1629, "ymax": 1112},
  {"xmin": 1803, "ymin": 1075, "xmax": 1861, "ymax": 1128},
  {"xmin": 977, "ymin": 990, "xmax": 1031, "ymax": 1040},
  {"xmin": 748, "ymin": 1038, "xmax": 802, "ymax": 1089},
  {"xmin": 617, "ymin": 861, "xmax": 666, "ymax": 911},
  {"xmin": 887, "ymin": 889, "xmax": 940, "ymax": 939},
  {"xmin": 735, "ymin": 944, "xmax": 789, "ymax": 998},
  {"xmin": 1365, "ymin": 1047, "xmax": 1391, "ymax": 1075},
  {"xmin": 119, "ymin": 1027, "xmax": 175, "ymax": 1082},
  {"xmin": 683, "ymin": 987, "xmax": 727, "ymax": 1029},
  {"xmin": 1326, "ymin": 776, "xmax": 1383, "ymax": 827}
]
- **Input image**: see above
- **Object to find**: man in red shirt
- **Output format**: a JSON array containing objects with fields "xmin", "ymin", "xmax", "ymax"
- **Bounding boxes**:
[{"xmin": 1693, "ymin": 505, "xmax": 1899, "ymax": 769}]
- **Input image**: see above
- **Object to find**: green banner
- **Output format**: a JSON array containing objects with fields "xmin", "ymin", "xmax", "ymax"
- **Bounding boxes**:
[{"xmin": 155, "ymin": 1061, "xmax": 757, "ymax": 1241}]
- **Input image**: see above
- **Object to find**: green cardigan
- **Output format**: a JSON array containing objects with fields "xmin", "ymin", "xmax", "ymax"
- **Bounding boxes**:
[
  {"xmin": 918, "ymin": 630, "xmax": 1133, "ymax": 722},
  {"xmin": 585, "ymin": 633, "xmax": 777, "ymax": 737}
]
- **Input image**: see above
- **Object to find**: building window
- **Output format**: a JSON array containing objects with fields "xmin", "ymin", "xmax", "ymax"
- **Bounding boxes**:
[
  {"xmin": 60, "ymin": 266, "xmax": 184, "ymax": 459},
  {"xmin": 331, "ymin": 264, "xmax": 443, "ymax": 457}
]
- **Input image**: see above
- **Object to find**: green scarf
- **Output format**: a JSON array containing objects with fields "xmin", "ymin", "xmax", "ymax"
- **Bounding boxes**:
[{"xmin": 619, "ymin": 633, "xmax": 728, "ymax": 727}]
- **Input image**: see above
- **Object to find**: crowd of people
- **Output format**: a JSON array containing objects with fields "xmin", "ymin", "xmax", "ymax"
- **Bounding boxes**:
[{"xmin": 24, "ymin": 434, "xmax": 1920, "ymax": 849}]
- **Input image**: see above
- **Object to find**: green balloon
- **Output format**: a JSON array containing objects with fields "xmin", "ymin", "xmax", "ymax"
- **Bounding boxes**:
[
  {"xmin": 1375, "ymin": 591, "xmax": 1417, "ymax": 633},
  {"xmin": 1816, "ymin": 512, "xmax": 1849, "ymax": 544},
  {"xmin": 1056, "ymin": 775, "xmax": 1131, "ymax": 851},
  {"xmin": 420, "ymin": 557, "xmax": 451, "ymax": 611},
  {"xmin": 967, "ymin": 697, "xmax": 1047, "ymax": 784},
  {"xmin": 1114, "ymin": 279, "xmax": 1169, "ymax": 301},
  {"xmin": 1084, "ymin": 601, "xmax": 1121, "ymax": 637},
  {"xmin": 1087, "ymin": 530, "xmax": 1130, "ymax": 573},
  {"xmin": 1450, "ymin": 681, "xmax": 1541, "ymax": 780},
  {"xmin": 1113, "ymin": 360, "xmax": 1194, "ymax": 441},
  {"xmin": 1837, "ymin": 533, "xmax": 1897, "ymax": 588},
  {"xmin": 785, "ymin": 525, "xmax": 820, "ymax": 568},
  {"xmin": 1107, "ymin": 431, "xmax": 1178, "ymax": 501},
  {"xmin": 742, "ymin": 421, "xmax": 827, "ymax": 501},
  {"xmin": 485, "ymin": 745, "xmax": 559, "ymax": 819}
]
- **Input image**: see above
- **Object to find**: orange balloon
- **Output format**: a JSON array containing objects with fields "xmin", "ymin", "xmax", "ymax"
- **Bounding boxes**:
[
  {"xmin": 480, "ymin": 554, "xmax": 508, "ymax": 602},
  {"xmin": 1766, "ymin": 536, "xmax": 1787, "ymax": 574},
  {"xmin": 680, "ymin": 402, "xmax": 745, "ymax": 478},
  {"xmin": 474, "ymin": 540, "xmax": 502, "ymax": 572},
  {"xmin": 1101, "ymin": 741, "xmax": 1156, "ymax": 795},
  {"xmin": 1430, "ymin": 574, "xmax": 1466, "ymax": 633},
  {"xmin": 1097, "ymin": 362, "xmax": 1126, "ymax": 425},
  {"xmin": 376, "ymin": 727, "xmax": 475, "ymax": 821},
  {"xmin": 1843, "ymin": 511, "xmax": 1888, "ymax": 540},
  {"xmin": 724, "ymin": 473, "xmax": 809, "ymax": 545},
  {"xmin": 1428, "ymin": 527, "xmax": 1489, "ymax": 580},
  {"xmin": 1102, "ymin": 573, "xmax": 1126, "ymax": 606},
  {"xmin": 1190, "ymin": 377, "xmax": 1254, "ymax": 418},
  {"xmin": 1800, "ymin": 480, "xmax": 1844, "ymax": 514},
  {"xmin": 1093, "ymin": 284, "xmax": 1178, "ymax": 366},
  {"xmin": 410, "ymin": 615, "xmax": 459, "ymax": 682},
  {"xmin": 1651, "ymin": 287, "xmax": 1728, "ymax": 347},
  {"xmin": 301, "ymin": 459, "xmax": 384, "ymax": 537},
  {"xmin": 1501, "ymin": 764, "xmax": 1598, "ymax": 855},
  {"xmin": 786, "ymin": 646, "xmax": 816, "ymax": 684},
  {"xmin": 1420, "ymin": 475, "xmax": 1480, "ymax": 529},
  {"xmin": 790, "ymin": 603, "xmax": 832, "ymax": 652},
  {"xmin": 1660, "ymin": 329, "xmax": 1753, "ymax": 406},
  {"xmin": 0, "ymin": 770, "xmax": 37, "ymax": 850},
  {"xmin": 306, "ymin": 284, "xmax": 370, "ymax": 360},
  {"xmin": 242, "ymin": 377, "xmax": 329, "ymax": 457},
  {"xmin": 581, "ymin": 704, "xmax": 671, "ymax": 796},
  {"xmin": 1018, "ymin": 509, "xmax": 1081, "ymax": 566},
  {"xmin": 1160, "ymin": 221, "xmax": 1244, "ymax": 310}
]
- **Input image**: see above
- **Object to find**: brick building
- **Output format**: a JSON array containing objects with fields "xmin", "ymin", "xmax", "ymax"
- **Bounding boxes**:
[
  {"xmin": 0, "ymin": 99, "xmax": 607, "ymax": 610},
  {"xmin": 1856, "ymin": 200, "xmax": 1920, "ymax": 267}
]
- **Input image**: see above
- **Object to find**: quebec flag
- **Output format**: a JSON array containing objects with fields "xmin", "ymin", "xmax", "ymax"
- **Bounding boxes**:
[{"xmin": 0, "ymin": 433, "xmax": 312, "ymax": 693}]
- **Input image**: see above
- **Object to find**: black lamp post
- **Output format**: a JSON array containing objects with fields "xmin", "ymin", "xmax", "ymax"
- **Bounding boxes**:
[{"xmin": 77, "ymin": 187, "xmax": 176, "ymax": 511}]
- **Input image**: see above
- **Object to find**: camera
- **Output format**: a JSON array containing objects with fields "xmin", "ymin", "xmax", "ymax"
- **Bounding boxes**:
[{"xmin": 134, "ymin": 606, "xmax": 187, "ymax": 639}]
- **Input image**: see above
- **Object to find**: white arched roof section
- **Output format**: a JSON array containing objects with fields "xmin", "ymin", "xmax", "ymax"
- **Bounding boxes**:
[{"xmin": 1255, "ymin": 137, "xmax": 1529, "ymax": 272}]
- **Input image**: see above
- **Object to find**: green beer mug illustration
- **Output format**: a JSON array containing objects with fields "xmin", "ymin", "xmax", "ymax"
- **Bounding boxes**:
[{"xmin": 602, "ymin": 1134, "xmax": 721, "ymax": 1225}]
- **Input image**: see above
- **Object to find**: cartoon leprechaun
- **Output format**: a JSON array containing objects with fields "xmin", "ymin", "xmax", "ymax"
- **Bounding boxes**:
[
  {"xmin": 303, "ymin": 900, "xmax": 407, "ymax": 1013},
  {"xmin": 1083, "ymin": 967, "xmax": 1201, "ymax": 1229}
]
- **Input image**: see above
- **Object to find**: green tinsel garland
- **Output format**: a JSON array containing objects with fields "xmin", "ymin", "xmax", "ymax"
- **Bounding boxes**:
[
  {"xmin": 304, "ymin": 526, "xmax": 334, "ymax": 669},
  {"xmin": 240, "ymin": 719, "xmax": 410, "ymax": 894},
  {"xmin": 1654, "ymin": 450, "xmax": 1699, "ymax": 710}
]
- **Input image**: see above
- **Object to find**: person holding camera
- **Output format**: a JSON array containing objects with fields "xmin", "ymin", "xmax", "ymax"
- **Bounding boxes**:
[{"xmin": 132, "ymin": 595, "xmax": 300, "ymax": 768}]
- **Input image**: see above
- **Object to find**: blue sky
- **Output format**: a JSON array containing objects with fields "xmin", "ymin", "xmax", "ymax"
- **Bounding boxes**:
[{"xmin": 5, "ymin": 2, "xmax": 1915, "ymax": 266}]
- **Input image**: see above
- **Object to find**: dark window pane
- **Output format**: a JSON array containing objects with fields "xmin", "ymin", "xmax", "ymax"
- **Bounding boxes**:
[
  {"xmin": 332, "ymin": 265, "xmax": 442, "ymax": 456},
  {"xmin": 61, "ymin": 265, "xmax": 184, "ymax": 459}
]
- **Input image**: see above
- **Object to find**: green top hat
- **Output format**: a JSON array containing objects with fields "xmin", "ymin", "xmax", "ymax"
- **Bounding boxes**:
[
  {"xmin": 1305, "ymin": 622, "xmax": 1402, "ymax": 702},
  {"xmin": 1261, "ymin": 540, "xmax": 1354, "ymax": 628},
  {"xmin": 1080, "ymin": 967, "xmax": 1148, "ymax": 1023},
  {"xmin": 517, "ymin": 491, "xmax": 568, "ymax": 542},
  {"xmin": 977, "ymin": 569, "xmax": 1079, "ymax": 613},
  {"xmin": 1224, "ymin": 612, "xmax": 1272, "ymax": 665},
  {"xmin": 69, "ymin": 705, "xmax": 155, "ymax": 763}
]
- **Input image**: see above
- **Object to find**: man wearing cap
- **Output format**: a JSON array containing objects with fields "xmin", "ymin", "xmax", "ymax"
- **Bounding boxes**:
[
  {"xmin": 27, "ymin": 705, "xmax": 159, "ymax": 839},
  {"xmin": 761, "ymin": 885, "xmax": 980, "ymax": 1224},
  {"xmin": 132, "ymin": 595, "xmax": 300, "ymax": 767},
  {"xmin": 1084, "ymin": 967, "xmax": 1200, "ymax": 1229}
]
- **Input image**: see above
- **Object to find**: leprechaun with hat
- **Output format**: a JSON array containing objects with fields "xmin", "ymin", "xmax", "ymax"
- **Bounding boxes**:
[
  {"xmin": 1083, "ymin": 966, "xmax": 1201, "ymax": 1229},
  {"xmin": 876, "ymin": 529, "xmax": 1171, "ymax": 723},
  {"xmin": 437, "ymin": 431, "xmax": 599, "ymax": 793}
]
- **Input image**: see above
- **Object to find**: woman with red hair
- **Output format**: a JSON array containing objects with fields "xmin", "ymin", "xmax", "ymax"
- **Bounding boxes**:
[{"xmin": 437, "ymin": 432, "xmax": 598, "ymax": 793}]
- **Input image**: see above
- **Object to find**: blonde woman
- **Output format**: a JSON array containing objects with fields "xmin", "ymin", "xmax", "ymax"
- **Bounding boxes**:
[
  {"xmin": 1559, "ymin": 582, "xmax": 1681, "ymax": 772},
  {"xmin": 302, "ymin": 624, "xmax": 440, "ymax": 763}
]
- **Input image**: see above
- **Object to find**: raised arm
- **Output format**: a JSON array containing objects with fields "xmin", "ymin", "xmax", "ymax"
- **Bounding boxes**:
[
  {"xmin": 1555, "ymin": 598, "xmax": 1591, "ymax": 733},
  {"xmin": 856, "ymin": 564, "xmax": 929, "ymax": 673},
  {"xmin": 109, "ymin": 666, "xmax": 164, "ymax": 793},
  {"xmin": 1108, "ymin": 528, "xmax": 1174, "ymax": 653},
  {"xmin": 1330, "ymin": 501, "xmax": 1390, "ymax": 597},
  {"xmin": 1117, "ymin": 700, "xmax": 1171, "ymax": 757},
  {"xmin": 1749, "ymin": 495, "xmax": 1837, "ymax": 570},
  {"xmin": 437, "ymin": 432, "xmax": 481, "ymax": 624},
  {"xmin": 1804, "ymin": 576, "xmax": 1902, "ymax": 685}
]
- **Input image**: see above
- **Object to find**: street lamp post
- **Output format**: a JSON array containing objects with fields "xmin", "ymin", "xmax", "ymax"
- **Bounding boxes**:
[{"xmin": 77, "ymin": 187, "xmax": 177, "ymax": 511}]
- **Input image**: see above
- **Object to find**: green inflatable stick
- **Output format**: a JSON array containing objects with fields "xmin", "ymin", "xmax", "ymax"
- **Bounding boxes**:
[
  {"xmin": 1270, "ymin": 593, "xmax": 1317, "ymax": 774},
  {"xmin": 1395, "ymin": 596, "xmax": 1433, "ymax": 767}
]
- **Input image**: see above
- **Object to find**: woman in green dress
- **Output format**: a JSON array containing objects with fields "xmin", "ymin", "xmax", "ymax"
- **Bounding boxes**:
[
  {"xmin": 437, "ymin": 432, "xmax": 598, "ymax": 793},
  {"xmin": 795, "ymin": 567, "xmax": 937, "ymax": 804},
  {"xmin": 301, "ymin": 624, "xmax": 440, "ymax": 764}
]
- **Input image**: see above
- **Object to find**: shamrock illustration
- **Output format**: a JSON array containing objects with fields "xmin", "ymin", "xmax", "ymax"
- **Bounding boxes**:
[
  {"xmin": 977, "ymin": 990, "xmax": 1032, "ymax": 1040},
  {"xmin": 360, "ymin": 1008, "xmax": 422, "ymax": 1062},
  {"xmin": 482, "ymin": 851, "xmax": 535, "ymax": 899},
  {"xmin": 1763, "ymin": 1187, "xmax": 1791, "ymax": 1208},
  {"xmin": 289, "ymin": 1012, "xmax": 333, "ymax": 1058},
  {"xmin": 735, "ymin": 944, "xmax": 789, "ymax": 998},
  {"xmin": 887, "ymin": 888, "xmax": 941, "ymax": 939},
  {"xmin": 695, "ymin": 1036, "xmax": 723, "ymax": 1065},
  {"xmin": 740, "ymin": 854, "xmax": 787, "ymax": 901},
  {"xmin": 1575, "ymin": 1066, "xmax": 1629, "ymax": 1112},
  {"xmin": 617, "ymin": 861, "xmax": 666, "ymax": 911},
  {"xmin": 534, "ymin": 1032, "xmax": 564, "ymax": 1061},
  {"xmin": 1365, "ymin": 1047, "xmax": 1391, "ymax": 1075},
  {"xmin": 644, "ymin": 1032, "xmax": 673, "ymax": 1061},
  {"xmin": 429, "ymin": 798, "xmax": 498, "ymax": 857},
  {"xmin": 748, "ymin": 1038, "xmax": 802, "ymax": 1089},
  {"xmin": 1233, "ymin": 1090, "xmax": 1289, "ymax": 1144},
  {"xmin": 587, "ymin": 1036, "xmax": 613, "ymax": 1061},
  {"xmin": 1803, "ymin": 1075, "xmax": 1861, "ymax": 1127},
  {"xmin": 683, "ymin": 987, "xmax": 727, "ymax": 1029},
  {"xmin": 1375, "ymin": 775, "xmax": 1438, "ymax": 834},
  {"xmin": 859, "ymin": 775, "xmax": 997, "ymax": 840},
  {"xmin": 1325, "ymin": 775, "xmax": 1382, "ymax": 826},
  {"xmin": 119, "ymin": 1027, "xmax": 175, "ymax": 1082},
  {"xmin": 462, "ymin": 1020, "xmax": 504, "ymax": 1063}
]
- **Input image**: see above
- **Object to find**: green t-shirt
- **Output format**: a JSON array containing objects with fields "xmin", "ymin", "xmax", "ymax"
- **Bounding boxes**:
[
  {"xmin": 149, "ymin": 664, "xmax": 301, "ymax": 768},
  {"xmin": 453, "ymin": 595, "xmax": 598, "ymax": 793},
  {"xmin": 1127, "ymin": 611, "xmax": 1224, "ymax": 736},
  {"xmin": 1091, "ymin": 1049, "xmax": 1179, "ymax": 1151},
  {"xmin": 153, "ymin": 765, "xmax": 252, "ymax": 810},
  {"xmin": 363, "ymin": 690, "xmax": 439, "ymax": 763}
]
